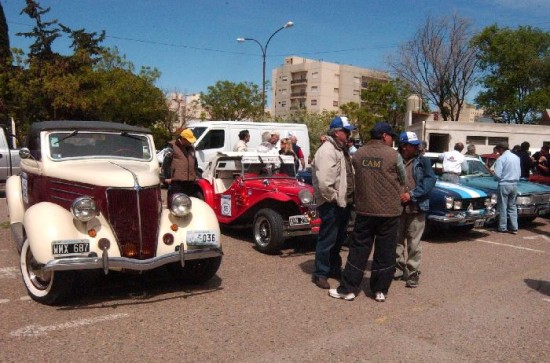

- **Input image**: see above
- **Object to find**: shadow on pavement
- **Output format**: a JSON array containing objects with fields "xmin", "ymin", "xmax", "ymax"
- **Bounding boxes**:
[{"xmin": 524, "ymin": 279, "xmax": 550, "ymax": 296}]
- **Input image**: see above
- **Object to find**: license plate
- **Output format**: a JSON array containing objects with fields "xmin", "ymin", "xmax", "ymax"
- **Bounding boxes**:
[
  {"xmin": 289, "ymin": 215, "xmax": 309, "ymax": 226},
  {"xmin": 474, "ymin": 219, "xmax": 486, "ymax": 228},
  {"xmin": 52, "ymin": 239, "xmax": 90, "ymax": 256},
  {"xmin": 187, "ymin": 231, "xmax": 218, "ymax": 246}
]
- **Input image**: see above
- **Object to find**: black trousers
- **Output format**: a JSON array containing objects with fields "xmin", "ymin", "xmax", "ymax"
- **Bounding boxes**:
[
  {"xmin": 339, "ymin": 214, "xmax": 399, "ymax": 295},
  {"xmin": 167, "ymin": 181, "xmax": 195, "ymax": 208}
]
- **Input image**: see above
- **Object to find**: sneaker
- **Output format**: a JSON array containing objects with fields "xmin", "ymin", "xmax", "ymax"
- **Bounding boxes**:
[
  {"xmin": 328, "ymin": 288, "xmax": 355, "ymax": 301},
  {"xmin": 509, "ymin": 230, "xmax": 518, "ymax": 235},
  {"xmin": 374, "ymin": 291, "xmax": 386, "ymax": 302},
  {"xmin": 406, "ymin": 273, "xmax": 419, "ymax": 288},
  {"xmin": 312, "ymin": 276, "xmax": 330, "ymax": 289}
]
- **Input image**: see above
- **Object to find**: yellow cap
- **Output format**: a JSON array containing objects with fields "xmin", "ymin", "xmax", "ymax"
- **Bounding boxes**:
[{"xmin": 180, "ymin": 129, "xmax": 196, "ymax": 144}]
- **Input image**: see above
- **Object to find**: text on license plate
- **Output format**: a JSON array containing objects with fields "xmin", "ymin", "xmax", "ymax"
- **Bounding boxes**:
[
  {"xmin": 187, "ymin": 231, "xmax": 218, "ymax": 246},
  {"xmin": 289, "ymin": 215, "xmax": 309, "ymax": 226},
  {"xmin": 52, "ymin": 240, "xmax": 90, "ymax": 255},
  {"xmin": 474, "ymin": 219, "xmax": 486, "ymax": 228}
]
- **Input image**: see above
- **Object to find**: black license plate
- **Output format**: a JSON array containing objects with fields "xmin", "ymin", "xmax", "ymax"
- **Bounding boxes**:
[{"xmin": 52, "ymin": 240, "xmax": 90, "ymax": 255}]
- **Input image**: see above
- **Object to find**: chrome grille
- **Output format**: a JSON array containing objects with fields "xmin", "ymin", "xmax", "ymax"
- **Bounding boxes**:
[{"xmin": 106, "ymin": 187, "xmax": 161, "ymax": 259}]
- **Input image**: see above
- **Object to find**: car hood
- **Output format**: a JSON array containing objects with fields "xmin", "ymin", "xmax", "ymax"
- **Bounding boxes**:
[
  {"xmin": 461, "ymin": 175, "xmax": 550, "ymax": 195},
  {"xmin": 243, "ymin": 177, "xmax": 313, "ymax": 196},
  {"xmin": 435, "ymin": 180, "xmax": 488, "ymax": 198},
  {"xmin": 43, "ymin": 160, "xmax": 160, "ymax": 188}
]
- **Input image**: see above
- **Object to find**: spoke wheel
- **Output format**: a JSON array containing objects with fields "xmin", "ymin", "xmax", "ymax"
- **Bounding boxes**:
[{"xmin": 253, "ymin": 208, "xmax": 284, "ymax": 254}]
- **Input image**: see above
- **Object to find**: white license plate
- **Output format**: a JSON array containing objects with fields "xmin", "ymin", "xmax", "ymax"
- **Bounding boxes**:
[
  {"xmin": 52, "ymin": 239, "xmax": 90, "ymax": 256},
  {"xmin": 474, "ymin": 219, "xmax": 486, "ymax": 228},
  {"xmin": 187, "ymin": 231, "xmax": 218, "ymax": 246},
  {"xmin": 289, "ymin": 215, "xmax": 309, "ymax": 226}
]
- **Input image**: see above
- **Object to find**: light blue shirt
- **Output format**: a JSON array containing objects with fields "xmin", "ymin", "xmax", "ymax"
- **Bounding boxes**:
[{"xmin": 494, "ymin": 150, "xmax": 520, "ymax": 185}]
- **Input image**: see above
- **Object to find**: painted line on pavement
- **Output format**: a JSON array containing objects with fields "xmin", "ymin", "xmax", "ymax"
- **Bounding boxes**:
[
  {"xmin": 543, "ymin": 298, "xmax": 550, "ymax": 303},
  {"xmin": 10, "ymin": 313, "xmax": 130, "ymax": 337},
  {"xmin": 523, "ymin": 235, "xmax": 550, "ymax": 241},
  {"xmin": 19, "ymin": 296, "xmax": 31, "ymax": 301},
  {"xmin": 0, "ymin": 299, "xmax": 10, "ymax": 304},
  {"xmin": 476, "ymin": 239, "xmax": 545, "ymax": 253}
]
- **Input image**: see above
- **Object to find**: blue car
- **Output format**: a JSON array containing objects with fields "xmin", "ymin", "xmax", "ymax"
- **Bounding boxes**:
[{"xmin": 298, "ymin": 164, "xmax": 495, "ymax": 231}]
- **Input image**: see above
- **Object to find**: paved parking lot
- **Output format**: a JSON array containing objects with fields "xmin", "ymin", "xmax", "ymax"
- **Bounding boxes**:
[{"xmin": 0, "ymin": 198, "xmax": 548, "ymax": 362}]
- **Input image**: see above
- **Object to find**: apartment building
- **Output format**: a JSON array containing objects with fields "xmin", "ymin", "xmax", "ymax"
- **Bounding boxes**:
[
  {"xmin": 271, "ymin": 56, "xmax": 389, "ymax": 119},
  {"xmin": 167, "ymin": 92, "xmax": 207, "ymax": 126}
]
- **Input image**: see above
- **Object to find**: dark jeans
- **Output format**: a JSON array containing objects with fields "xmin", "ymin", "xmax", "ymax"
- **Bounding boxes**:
[
  {"xmin": 339, "ymin": 214, "xmax": 399, "ymax": 295},
  {"xmin": 313, "ymin": 202, "xmax": 352, "ymax": 278}
]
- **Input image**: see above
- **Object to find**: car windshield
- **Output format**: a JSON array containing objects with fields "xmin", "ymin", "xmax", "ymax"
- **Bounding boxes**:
[
  {"xmin": 48, "ymin": 131, "xmax": 152, "ymax": 160},
  {"xmin": 242, "ymin": 155, "xmax": 296, "ymax": 178},
  {"xmin": 465, "ymin": 159, "xmax": 492, "ymax": 176}
]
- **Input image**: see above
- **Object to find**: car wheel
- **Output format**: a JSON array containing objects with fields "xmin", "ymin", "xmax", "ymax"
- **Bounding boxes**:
[
  {"xmin": 167, "ymin": 256, "xmax": 222, "ymax": 284},
  {"xmin": 20, "ymin": 239, "xmax": 75, "ymax": 305},
  {"xmin": 253, "ymin": 208, "xmax": 285, "ymax": 254}
]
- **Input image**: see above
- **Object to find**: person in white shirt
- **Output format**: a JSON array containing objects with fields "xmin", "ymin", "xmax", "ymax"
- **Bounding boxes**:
[
  {"xmin": 233, "ymin": 130, "xmax": 250, "ymax": 152},
  {"xmin": 439, "ymin": 142, "xmax": 467, "ymax": 183},
  {"xmin": 257, "ymin": 130, "xmax": 280, "ymax": 153}
]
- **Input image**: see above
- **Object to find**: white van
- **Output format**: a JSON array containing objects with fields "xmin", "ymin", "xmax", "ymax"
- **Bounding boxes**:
[{"xmin": 187, "ymin": 121, "xmax": 310, "ymax": 172}]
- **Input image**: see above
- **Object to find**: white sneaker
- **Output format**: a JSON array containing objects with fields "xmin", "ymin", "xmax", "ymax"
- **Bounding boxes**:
[
  {"xmin": 328, "ymin": 288, "xmax": 355, "ymax": 301},
  {"xmin": 375, "ymin": 291, "xmax": 386, "ymax": 302}
]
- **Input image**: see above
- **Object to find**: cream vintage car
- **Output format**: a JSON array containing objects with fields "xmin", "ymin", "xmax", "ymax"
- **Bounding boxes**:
[{"xmin": 6, "ymin": 121, "xmax": 222, "ymax": 305}]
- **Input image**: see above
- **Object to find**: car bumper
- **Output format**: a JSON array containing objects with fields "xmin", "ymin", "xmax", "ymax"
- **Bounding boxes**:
[
  {"xmin": 42, "ymin": 244, "xmax": 223, "ymax": 273},
  {"xmin": 283, "ymin": 218, "xmax": 321, "ymax": 238},
  {"xmin": 428, "ymin": 210, "xmax": 496, "ymax": 227},
  {"xmin": 517, "ymin": 204, "xmax": 550, "ymax": 217}
]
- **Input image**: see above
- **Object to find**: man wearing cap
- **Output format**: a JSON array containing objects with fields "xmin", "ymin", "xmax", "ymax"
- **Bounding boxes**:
[
  {"xmin": 395, "ymin": 131, "xmax": 436, "ymax": 288},
  {"xmin": 493, "ymin": 142, "xmax": 521, "ymax": 234},
  {"xmin": 311, "ymin": 116, "xmax": 355, "ymax": 290},
  {"xmin": 162, "ymin": 128, "xmax": 200, "ymax": 206},
  {"xmin": 439, "ymin": 142, "xmax": 467, "ymax": 183},
  {"xmin": 329, "ymin": 122, "xmax": 406, "ymax": 302}
]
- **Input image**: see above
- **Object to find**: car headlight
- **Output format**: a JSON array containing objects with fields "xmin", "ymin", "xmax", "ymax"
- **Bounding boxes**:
[
  {"xmin": 299, "ymin": 189, "xmax": 314, "ymax": 204},
  {"xmin": 490, "ymin": 193, "xmax": 497, "ymax": 206},
  {"xmin": 171, "ymin": 193, "xmax": 192, "ymax": 217},
  {"xmin": 71, "ymin": 196, "xmax": 98, "ymax": 222},
  {"xmin": 445, "ymin": 196, "xmax": 454, "ymax": 210},
  {"xmin": 516, "ymin": 196, "xmax": 532, "ymax": 205},
  {"xmin": 453, "ymin": 200, "xmax": 462, "ymax": 210}
]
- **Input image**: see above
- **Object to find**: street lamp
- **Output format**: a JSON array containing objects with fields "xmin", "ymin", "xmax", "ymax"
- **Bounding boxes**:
[{"xmin": 237, "ymin": 21, "xmax": 294, "ymax": 117}]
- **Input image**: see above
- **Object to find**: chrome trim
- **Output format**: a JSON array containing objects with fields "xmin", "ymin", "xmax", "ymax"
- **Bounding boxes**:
[{"xmin": 42, "ymin": 247, "xmax": 223, "ymax": 272}]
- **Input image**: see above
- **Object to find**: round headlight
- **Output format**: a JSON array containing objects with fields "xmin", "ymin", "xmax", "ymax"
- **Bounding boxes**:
[
  {"xmin": 171, "ymin": 193, "xmax": 192, "ymax": 217},
  {"xmin": 299, "ymin": 189, "xmax": 314, "ymax": 204},
  {"xmin": 71, "ymin": 196, "xmax": 98, "ymax": 222},
  {"xmin": 516, "ymin": 196, "xmax": 532, "ymax": 205},
  {"xmin": 453, "ymin": 200, "xmax": 462, "ymax": 210}
]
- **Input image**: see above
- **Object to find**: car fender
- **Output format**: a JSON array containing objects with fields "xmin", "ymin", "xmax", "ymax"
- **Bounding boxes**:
[
  {"xmin": 250, "ymin": 191, "xmax": 294, "ymax": 205},
  {"xmin": 157, "ymin": 197, "xmax": 221, "ymax": 254},
  {"xmin": 6, "ymin": 175, "xmax": 24, "ymax": 224},
  {"xmin": 195, "ymin": 179, "xmax": 216, "ymax": 205}
]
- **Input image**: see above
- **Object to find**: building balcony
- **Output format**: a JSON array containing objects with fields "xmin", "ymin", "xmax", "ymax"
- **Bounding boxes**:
[
  {"xmin": 291, "ymin": 78, "xmax": 307, "ymax": 84},
  {"xmin": 290, "ymin": 91, "xmax": 307, "ymax": 98},
  {"xmin": 290, "ymin": 105, "xmax": 307, "ymax": 110}
]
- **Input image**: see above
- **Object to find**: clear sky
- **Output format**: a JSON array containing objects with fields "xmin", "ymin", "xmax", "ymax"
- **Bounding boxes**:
[{"xmin": 2, "ymin": 0, "xmax": 549, "ymax": 102}]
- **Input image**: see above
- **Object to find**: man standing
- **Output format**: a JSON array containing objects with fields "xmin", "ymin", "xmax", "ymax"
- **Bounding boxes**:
[
  {"xmin": 257, "ymin": 130, "xmax": 280, "ymax": 153},
  {"xmin": 288, "ymin": 132, "xmax": 306, "ymax": 171},
  {"xmin": 439, "ymin": 142, "xmax": 466, "ymax": 183},
  {"xmin": 311, "ymin": 116, "xmax": 355, "ymax": 289},
  {"xmin": 395, "ymin": 132, "xmax": 436, "ymax": 288},
  {"xmin": 329, "ymin": 122, "xmax": 405, "ymax": 302},
  {"xmin": 233, "ymin": 130, "xmax": 250, "ymax": 152},
  {"xmin": 493, "ymin": 142, "xmax": 521, "ymax": 234},
  {"xmin": 516, "ymin": 141, "xmax": 533, "ymax": 179},
  {"xmin": 162, "ymin": 128, "xmax": 199, "ymax": 206}
]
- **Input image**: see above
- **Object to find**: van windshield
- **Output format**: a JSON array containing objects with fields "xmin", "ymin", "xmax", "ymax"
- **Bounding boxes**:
[{"xmin": 189, "ymin": 127, "xmax": 206, "ymax": 139}]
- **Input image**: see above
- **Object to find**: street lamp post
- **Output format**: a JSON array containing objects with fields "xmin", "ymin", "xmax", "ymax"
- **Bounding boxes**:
[{"xmin": 237, "ymin": 21, "xmax": 294, "ymax": 117}]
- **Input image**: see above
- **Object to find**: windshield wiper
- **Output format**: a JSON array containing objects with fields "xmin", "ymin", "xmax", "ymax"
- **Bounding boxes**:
[
  {"xmin": 59, "ymin": 130, "xmax": 78, "ymax": 142},
  {"xmin": 120, "ymin": 131, "xmax": 143, "ymax": 141}
]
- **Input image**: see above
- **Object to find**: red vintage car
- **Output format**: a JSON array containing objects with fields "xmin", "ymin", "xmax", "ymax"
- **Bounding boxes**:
[{"xmin": 195, "ymin": 152, "xmax": 320, "ymax": 254}]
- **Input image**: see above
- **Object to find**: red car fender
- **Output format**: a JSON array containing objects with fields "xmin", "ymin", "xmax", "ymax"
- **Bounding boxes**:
[{"xmin": 195, "ymin": 179, "xmax": 215, "ymax": 205}]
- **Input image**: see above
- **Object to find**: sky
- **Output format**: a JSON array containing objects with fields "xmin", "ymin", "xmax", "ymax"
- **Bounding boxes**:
[{"xmin": 2, "ymin": 0, "xmax": 550, "ymax": 103}]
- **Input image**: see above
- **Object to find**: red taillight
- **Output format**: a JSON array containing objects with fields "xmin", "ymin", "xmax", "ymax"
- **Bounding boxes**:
[
  {"xmin": 121, "ymin": 243, "xmax": 138, "ymax": 258},
  {"xmin": 163, "ymin": 233, "xmax": 174, "ymax": 245}
]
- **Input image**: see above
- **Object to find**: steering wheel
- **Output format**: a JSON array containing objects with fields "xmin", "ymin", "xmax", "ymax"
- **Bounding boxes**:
[{"xmin": 112, "ymin": 148, "xmax": 140, "ymax": 157}]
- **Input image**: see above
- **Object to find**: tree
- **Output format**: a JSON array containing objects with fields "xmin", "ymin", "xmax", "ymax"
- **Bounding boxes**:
[
  {"xmin": 17, "ymin": 0, "xmax": 61, "ymax": 61},
  {"xmin": 0, "ymin": 2, "xmax": 10, "ymax": 124},
  {"xmin": 472, "ymin": 25, "xmax": 550, "ymax": 124},
  {"xmin": 200, "ymin": 81, "xmax": 263, "ymax": 120},
  {"xmin": 388, "ymin": 14, "xmax": 478, "ymax": 121},
  {"xmin": 287, "ymin": 110, "xmax": 338, "ymax": 155}
]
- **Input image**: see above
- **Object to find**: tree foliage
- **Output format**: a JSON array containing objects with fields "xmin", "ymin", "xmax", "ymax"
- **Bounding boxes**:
[
  {"xmin": 0, "ymin": 2, "xmax": 10, "ymax": 124},
  {"xmin": 388, "ymin": 14, "xmax": 478, "ymax": 121},
  {"xmin": 472, "ymin": 25, "xmax": 550, "ymax": 124},
  {"xmin": 1, "ymin": 0, "xmax": 168, "ymax": 145},
  {"xmin": 284, "ymin": 109, "xmax": 338, "ymax": 155},
  {"xmin": 200, "ymin": 80, "xmax": 263, "ymax": 120}
]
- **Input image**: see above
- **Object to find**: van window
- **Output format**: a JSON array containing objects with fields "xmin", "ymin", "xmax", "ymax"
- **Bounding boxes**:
[
  {"xmin": 196, "ymin": 129, "xmax": 225, "ymax": 150},
  {"xmin": 190, "ymin": 127, "xmax": 207, "ymax": 139}
]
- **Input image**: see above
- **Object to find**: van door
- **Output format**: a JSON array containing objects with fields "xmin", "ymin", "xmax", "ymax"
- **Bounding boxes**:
[{"xmin": 194, "ymin": 128, "xmax": 226, "ymax": 171}]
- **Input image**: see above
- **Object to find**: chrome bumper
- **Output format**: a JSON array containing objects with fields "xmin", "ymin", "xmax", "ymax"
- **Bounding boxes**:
[
  {"xmin": 43, "ymin": 244, "xmax": 223, "ymax": 273},
  {"xmin": 428, "ymin": 210, "xmax": 496, "ymax": 225},
  {"xmin": 517, "ymin": 204, "xmax": 550, "ymax": 216}
]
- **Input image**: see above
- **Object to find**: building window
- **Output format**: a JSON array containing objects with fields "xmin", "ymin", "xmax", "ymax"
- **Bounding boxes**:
[
  {"xmin": 353, "ymin": 89, "xmax": 360, "ymax": 96},
  {"xmin": 312, "ymin": 72, "xmax": 318, "ymax": 79},
  {"xmin": 488, "ymin": 137, "xmax": 508, "ymax": 146},
  {"xmin": 334, "ymin": 88, "xmax": 339, "ymax": 95},
  {"xmin": 282, "ymin": 76, "xmax": 288, "ymax": 82},
  {"xmin": 311, "ymin": 86, "xmax": 318, "ymax": 93},
  {"xmin": 281, "ymin": 101, "xmax": 286, "ymax": 107},
  {"xmin": 281, "ymin": 88, "xmax": 287, "ymax": 95},
  {"xmin": 311, "ymin": 100, "xmax": 317, "ymax": 106},
  {"xmin": 466, "ymin": 136, "xmax": 486, "ymax": 145},
  {"xmin": 333, "ymin": 101, "xmax": 339, "ymax": 107},
  {"xmin": 335, "ymin": 73, "xmax": 339, "ymax": 78},
  {"xmin": 354, "ymin": 77, "xmax": 360, "ymax": 84}
]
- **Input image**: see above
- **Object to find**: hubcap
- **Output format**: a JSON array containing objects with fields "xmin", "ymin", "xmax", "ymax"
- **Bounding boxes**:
[
  {"xmin": 255, "ymin": 217, "xmax": 271, "ymax": 247},
  {"xmin": 25, "ymin": 246, "xmax": 52, "ymax": 290}
]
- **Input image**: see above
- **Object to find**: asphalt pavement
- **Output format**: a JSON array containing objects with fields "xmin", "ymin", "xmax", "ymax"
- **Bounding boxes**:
[{"xmin": 0, "ymin": 199, "xmax": 548, "ymax": 362}]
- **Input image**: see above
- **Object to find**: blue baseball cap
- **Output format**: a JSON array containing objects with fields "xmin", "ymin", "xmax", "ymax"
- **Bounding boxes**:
[
  {"xmin": 329, "ymin": 116, "xmax": 356, "ymax": 131},
  {"xmin": 371, "ymin": 122, "xmax": 397, "ymax": 138},
  {"xmin": 399, "ymin": 131, "xmax": 421, "ymax": 145}
]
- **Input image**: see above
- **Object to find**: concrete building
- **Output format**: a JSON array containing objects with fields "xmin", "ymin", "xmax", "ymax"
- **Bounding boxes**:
[
  {"xmin": 167, "ymin": 92, "xmax": 207, "ymax": 127},
  {"xmin": 271, "ymin": 56, "xmax": 388, "ymax": 119}
]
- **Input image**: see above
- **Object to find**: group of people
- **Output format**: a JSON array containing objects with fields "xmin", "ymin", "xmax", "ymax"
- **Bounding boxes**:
[{"xmin": 311, "ymin": 116, "xmax": 437, "ymax": 303}]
